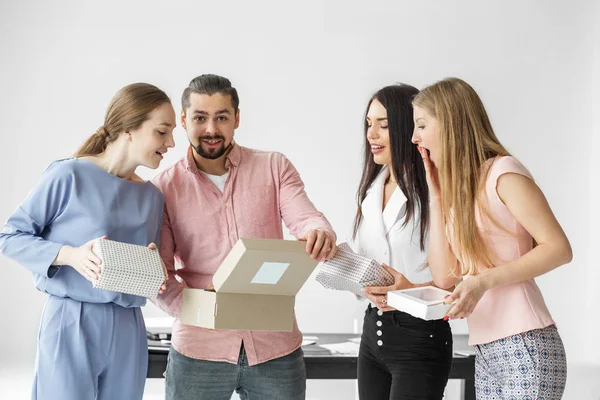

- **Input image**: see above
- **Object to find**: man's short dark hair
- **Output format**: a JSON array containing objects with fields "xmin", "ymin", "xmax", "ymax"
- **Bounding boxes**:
[{"xmin": 181, "ymin": 74, "xmax": 239, "ymax": 113}]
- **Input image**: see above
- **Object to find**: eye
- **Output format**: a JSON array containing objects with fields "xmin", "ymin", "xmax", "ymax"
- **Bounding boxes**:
[
  {"xmin": 157, "ymin": 131, "xmax": 166, "ymax": 135},
  {"xmin": 217, "ymin": 116, "xmax": 228, "ymax": 121},
  {"xmin": 194, "ymin": 116, "xmax": 206, "ymax": 122},
  {"xmin": 381, "ymin": 125, "xmax": 388, "ymax": 129},
  {"xmin": 418, "ymin": 125, "xmax": 425, "ymax": 130}
]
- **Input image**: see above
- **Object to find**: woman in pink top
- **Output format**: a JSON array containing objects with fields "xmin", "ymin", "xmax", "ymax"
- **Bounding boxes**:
[{"xmin": 411, "ymin": 77, "xmax": 572, "ymax": 399}]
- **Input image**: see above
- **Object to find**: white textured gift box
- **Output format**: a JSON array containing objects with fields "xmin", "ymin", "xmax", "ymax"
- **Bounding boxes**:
[
  {"xmin": 315, "ymin": 243, "xmax": 394, "ymax": 297},
  {"xmin": 92, "ymin": 238, "xmax": 165, "ymax": 299},
  {"xmin": 387, "ymin": 286, "xmax": 452, "ymax": 320}
]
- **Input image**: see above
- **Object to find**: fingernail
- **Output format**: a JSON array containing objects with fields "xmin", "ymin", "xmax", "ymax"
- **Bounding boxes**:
[
  {"xmin": 443, "ymin": 316, "xmax": 449, "ymax": 321},
  {"xmin": 460, "ymin": 317, "xmax": 464, "ymax": 319},
  {"xmin": 444, "ymin": 295, "xmax": 450, "ymax": 298}
]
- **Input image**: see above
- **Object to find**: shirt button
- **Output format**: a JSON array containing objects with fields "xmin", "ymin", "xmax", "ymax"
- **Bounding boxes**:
[
  {"xmin": 376, "ymin": 321, "xmax": 382, "ymax": 327},
  {"xmin": 377, "ymin": 340, "xmax": 383, "ymax": 346},
  {"xmin": 377, "ymin": 310, "xmax": 383, "ymax": 316},
  {"xmin": 376, "ymin": 330, "xmax": 382, "ymax": 337}
]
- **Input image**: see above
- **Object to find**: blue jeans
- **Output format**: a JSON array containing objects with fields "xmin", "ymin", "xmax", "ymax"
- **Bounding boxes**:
[{"xmin": 165, "ymin": 344, "xmax": 306, "ymax": 400}]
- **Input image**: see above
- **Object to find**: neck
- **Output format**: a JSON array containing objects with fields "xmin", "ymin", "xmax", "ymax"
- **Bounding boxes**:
[
  {"xmin": 95, "ymin": 140, "xmax": 138, "ymax": 181},
  {"xmin": 192, "ymin": 147, "xmax": 231, "ymax": 176},
  {"xmin": 387, "ymin": 166, "xmax": 397, "ymax": 184}
]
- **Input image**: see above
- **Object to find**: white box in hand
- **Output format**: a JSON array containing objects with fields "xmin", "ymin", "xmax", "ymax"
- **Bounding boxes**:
[
  {"xmin": 315, "ymin": 243, "xmax": 394, "ymax": 297},
  {"xmin": 387, "ymin": 286, "xmax": 452, "ymax": 321},
  {"xmin": 92, "ymin": 238, "xmax": 165, "ymax": 299}
]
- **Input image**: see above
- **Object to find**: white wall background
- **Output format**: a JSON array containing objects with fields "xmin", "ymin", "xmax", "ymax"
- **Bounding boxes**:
[
  {"xmin": 585, "ymin": 0, "xmax": 600, "ymax": 367},
  {"xmin": 0, "ymin": 0, "xmax": 597, "ymax": 398}
]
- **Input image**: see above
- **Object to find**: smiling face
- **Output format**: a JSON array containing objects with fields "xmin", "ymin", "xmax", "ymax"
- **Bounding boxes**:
[
  {"xmin": 128, "ymin": 102, "xmax": 176, "ymax": 169},
  {"xmin": 412, "ymin": 105, "xmax": 441, "ymax": 167},
  {"xmin": 182, "ymin": 92, "xmax": 239, "ymax": 160},
  {"xmin": 366, "ymin": 99, "xmax": 392, "ymax": 166}
]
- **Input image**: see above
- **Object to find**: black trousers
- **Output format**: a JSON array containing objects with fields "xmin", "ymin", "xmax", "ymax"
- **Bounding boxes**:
[{"xmin": 357, "ymin": 304, "xmax": 453, "ymax": 400}]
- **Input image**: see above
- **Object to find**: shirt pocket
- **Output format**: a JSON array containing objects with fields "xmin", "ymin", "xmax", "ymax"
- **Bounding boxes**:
[{"xmin": 236, "ymin": 185, "xmax": 277, "ymax": 228}]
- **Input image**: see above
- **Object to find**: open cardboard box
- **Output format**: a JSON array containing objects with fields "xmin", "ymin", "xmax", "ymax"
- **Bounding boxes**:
[
  {"xmin": 387, "ymin": 286, "xmax": 452, "ymax": 321},
  {"xmin": 181, "ymin": 238, "xmax": 318, "ymax": 332}
]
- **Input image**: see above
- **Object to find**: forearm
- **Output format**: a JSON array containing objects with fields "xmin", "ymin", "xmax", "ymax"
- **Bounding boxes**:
[
  {"xmin": 427, "ymin": 200, "xmax": 460, "ymax": 288},
  {"xmin": 479, "ymin": 241, "xmax": 572, "ymax": 290}
]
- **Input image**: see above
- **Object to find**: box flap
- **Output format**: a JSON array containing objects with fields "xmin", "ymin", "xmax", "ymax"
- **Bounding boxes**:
[{"xmin": 213, "ymin": 238, "xmax": 318, "ymax": 296}]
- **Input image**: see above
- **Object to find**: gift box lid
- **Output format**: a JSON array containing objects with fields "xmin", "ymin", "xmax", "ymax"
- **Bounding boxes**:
[{"xmin": 212, "ymin": 238, "xmax": 319, "ymax": 296}]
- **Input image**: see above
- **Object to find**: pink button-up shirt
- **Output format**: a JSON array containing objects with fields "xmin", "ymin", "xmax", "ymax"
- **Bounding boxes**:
[{"xmin": 151, "ymin": 144, "xmax": 335, "ymax": 366}]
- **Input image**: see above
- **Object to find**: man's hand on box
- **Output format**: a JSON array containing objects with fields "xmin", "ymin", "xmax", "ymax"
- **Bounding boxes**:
[{"xmin": 298, "ymin": 229, "xmax": 337, "ymax": 261}]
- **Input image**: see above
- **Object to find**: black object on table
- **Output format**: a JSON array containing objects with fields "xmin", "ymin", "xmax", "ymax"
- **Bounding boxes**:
[{"xmin": 148, "ymin": 332, "xmax": 475, "ymax": 400}]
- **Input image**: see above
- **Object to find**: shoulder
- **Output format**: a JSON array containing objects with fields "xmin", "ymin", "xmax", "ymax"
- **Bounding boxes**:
[
  {"xmin": 240, "ymin": 146, "xmax": 288, "ymax": 164},
  {"xmin": 486, "ymin": 156, "xmax": 534, "ymax": 183},
  {"xmin": 483, "ymin": 156, "xmax": 535, "ymax": 207},
  {"xmin": 39, "ymin": 158, "xmax": 80, "ymax": 182}
]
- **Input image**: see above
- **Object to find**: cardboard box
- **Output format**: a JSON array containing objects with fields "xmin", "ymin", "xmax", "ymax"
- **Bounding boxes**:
[
  {"xmin": 181, "ymin": 238, "xmax": 318, "ymax": 332},
  {"xmin": 387, "ymin": 286, "xmax": 452, "ymax": 321},
  {"xmin": 315, "ymin": 243, "xmax": 394, "ymax": 297},
  {"xmin": 92, "ymin": 238, "xmax": 165, "ymax": 299}
]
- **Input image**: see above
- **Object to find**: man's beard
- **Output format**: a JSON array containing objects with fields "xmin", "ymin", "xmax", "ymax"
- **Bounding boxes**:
[{"xmin": 191, "ymin": 135, "xmax": 231, "ymax": 160}]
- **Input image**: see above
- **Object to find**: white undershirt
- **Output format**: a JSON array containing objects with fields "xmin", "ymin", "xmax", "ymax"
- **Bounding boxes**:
[{"xmin": 201, "ymin": 171, "xmax": 228, "ymax": 192}]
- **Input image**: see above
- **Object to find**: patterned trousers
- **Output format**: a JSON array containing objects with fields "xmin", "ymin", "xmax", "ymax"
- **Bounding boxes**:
[{"xmin": 474, "ymin": 325, "xmax": 567, "ymax": 400}]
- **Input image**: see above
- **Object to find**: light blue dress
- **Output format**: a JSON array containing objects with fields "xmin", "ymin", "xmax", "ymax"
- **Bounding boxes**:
[{"xmin": 0, "ymin": 158, "xmax": 163, "ymax": 400}]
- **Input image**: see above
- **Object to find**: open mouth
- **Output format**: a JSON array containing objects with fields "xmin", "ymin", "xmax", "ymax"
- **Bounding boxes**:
[
  {"xmin": 370, "ymin": 144, "xmax": 385, "ymax": 154},
  {"xmin": 202, "ymin": 138, "xmax": 223, "ymax": 147}
]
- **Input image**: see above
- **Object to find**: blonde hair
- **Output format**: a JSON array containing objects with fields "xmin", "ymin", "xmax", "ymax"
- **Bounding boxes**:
[
  {"xmin": 75, "ymin": 83, "xmax": 171, "ymax": 157},
  {"xmin": 413, "ymin": 77, "xmax": 511, "ymax": 276}
]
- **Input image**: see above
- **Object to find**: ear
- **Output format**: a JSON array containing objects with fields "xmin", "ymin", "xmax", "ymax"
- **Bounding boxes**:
[
  {"xmin": 234, "ymin": 108, "xmax": 240, "ymax": 129},
  {"xmin": 180, "ymin": 109, "xmax": 187, "ymax": 130}
]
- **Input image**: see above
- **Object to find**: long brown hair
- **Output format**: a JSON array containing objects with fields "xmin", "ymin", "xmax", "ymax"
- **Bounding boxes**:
[
  {"xmin": 413, "ymin": 78, "xmax": 511, "ymax": 275},
  {"xmin": 353, "ymin": 84, "xmax": 429, "ymax": 250},
  {"xmin": 75, "ymin": 83, "xmax": 171, "ymax": 157}
]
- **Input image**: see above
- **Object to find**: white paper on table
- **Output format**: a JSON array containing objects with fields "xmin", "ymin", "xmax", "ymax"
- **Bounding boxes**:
[
  {"xmin": 320, "ymin": 341, "xmax": 360, "ymax": 356},
  {"xmin": 302, "ymin": 335, "xmax": 318, "ymax": 346}
]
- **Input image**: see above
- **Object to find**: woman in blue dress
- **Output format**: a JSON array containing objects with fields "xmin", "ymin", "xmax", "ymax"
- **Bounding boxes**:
[{"xmin": 0, "ymin": 82, "xmax": 176, "ymax": 400}]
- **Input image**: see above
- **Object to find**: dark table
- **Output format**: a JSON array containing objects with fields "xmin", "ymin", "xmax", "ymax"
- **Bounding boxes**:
[{"xmin": 148, "ymin": 333, "xmax": 475, "ymax": 400}]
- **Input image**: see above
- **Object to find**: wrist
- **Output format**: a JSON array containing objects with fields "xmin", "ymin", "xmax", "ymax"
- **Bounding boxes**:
[
  {"xmin": 55, "ymin": 245, "xmax": 74, "ymax": 266},
  {"xmin": 478, "ymin": 271, "xmax": 495, "ymax": 291}
]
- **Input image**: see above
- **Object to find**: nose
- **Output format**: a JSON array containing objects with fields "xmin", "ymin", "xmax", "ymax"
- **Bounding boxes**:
[
  {"xmin": 367, "ymin": 125, "xmax": 379, "ymax": 140},
  {"xmin": 411, "ymin": 129, "xmax": 420, "ymax": 145},
  {"xmin": 206, "ymin": 119, "xmax": 218, "ymax": 135},
  {"xmin": 166, "ymin": 132, "xmax": 175, "ymax": 148}
]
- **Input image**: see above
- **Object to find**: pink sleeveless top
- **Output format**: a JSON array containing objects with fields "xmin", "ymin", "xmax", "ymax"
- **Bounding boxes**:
[{"xmin": 458, "ymin": 156, "xmax": 555, "ymax": 345}]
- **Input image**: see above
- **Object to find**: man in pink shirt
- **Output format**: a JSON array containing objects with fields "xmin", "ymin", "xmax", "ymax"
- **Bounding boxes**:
[{"xmin": 152, "ymin": 74, "xmax": 337, "ymax": 400}]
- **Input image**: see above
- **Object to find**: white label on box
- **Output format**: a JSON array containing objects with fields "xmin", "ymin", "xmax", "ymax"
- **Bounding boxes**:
[{"xmin": 251, "ymin": 262, "xmax": 289, "ymax": 284}]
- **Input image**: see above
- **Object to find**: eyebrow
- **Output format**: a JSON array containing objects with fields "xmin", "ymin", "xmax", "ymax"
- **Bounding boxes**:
[
  {"xmin": 192, "ymin": 109, "xmax": 232, "ymax": 116},
  {"xmin": 415, "ymin": 117, "xmax": 426, "ymax": 122},
  {"xmin": 366, "ymin": 117, "xmax": 388, "ymax": 121},
  {"xmin": 159, "ymin": 122, "xmax": 174, "ymax": 127}
]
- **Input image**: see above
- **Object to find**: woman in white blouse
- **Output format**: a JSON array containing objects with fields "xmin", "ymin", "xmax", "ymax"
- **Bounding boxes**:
[{"xmin": 351, "ymin": 84, "xmax": 453, "ymax": 400}]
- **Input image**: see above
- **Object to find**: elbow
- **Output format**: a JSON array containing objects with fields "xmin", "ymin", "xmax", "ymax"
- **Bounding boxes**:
[{"xmin": 433, "ymin": 276, "xmax": 458, "ymax": 290}]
